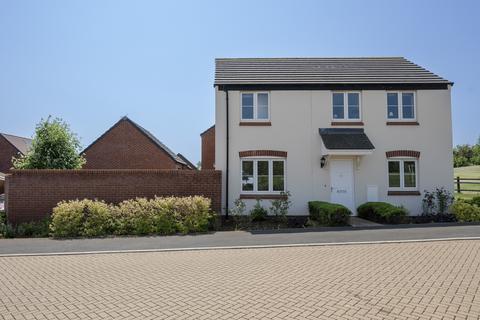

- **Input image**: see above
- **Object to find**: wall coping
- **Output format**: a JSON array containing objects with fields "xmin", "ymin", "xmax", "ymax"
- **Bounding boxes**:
[{"xmin": 8, "ymin": 169, "xmax": 222, "ymax": 175}]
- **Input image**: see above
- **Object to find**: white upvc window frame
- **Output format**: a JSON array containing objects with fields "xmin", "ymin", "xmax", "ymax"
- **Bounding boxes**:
[
  {"xmin": 386, "ymin": 91, "xmax": 416, "ymax": 121},
  {"xmin": 240, "ymin": 158, "xmax": 286, "ymax": 194},
  {"xmin": 331, "ymin": 91, "xmax": 362, "ymax": 121},
  {"xmin": 240, "ymin": 92, "xmax": 270, "ymax": 121},
  {"xmin": 387, "ymin": 158, "xmax": 418, "ymax": 191}
]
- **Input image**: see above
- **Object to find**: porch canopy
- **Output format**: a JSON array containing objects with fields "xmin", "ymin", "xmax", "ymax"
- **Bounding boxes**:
[{"xmin": 319, "ymin": 128, "xmax": 375, "ymax": 156}]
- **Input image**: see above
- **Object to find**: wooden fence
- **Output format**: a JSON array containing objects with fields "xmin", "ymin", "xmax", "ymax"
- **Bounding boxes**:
[{"xmin": 454, "ymin": 177, "xmax": 480, "ymax": 193}]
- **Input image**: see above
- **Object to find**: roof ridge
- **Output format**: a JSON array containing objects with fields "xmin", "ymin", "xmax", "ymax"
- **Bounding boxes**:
[{"xmin": 216, "ymin": 57, "xmax": 406, "ymax": 61}]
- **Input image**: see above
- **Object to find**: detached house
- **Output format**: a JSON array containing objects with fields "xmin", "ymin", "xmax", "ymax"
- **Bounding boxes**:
[{"xmin": 213, "ymin": 57, "xmax": 453, "ymax": 215}]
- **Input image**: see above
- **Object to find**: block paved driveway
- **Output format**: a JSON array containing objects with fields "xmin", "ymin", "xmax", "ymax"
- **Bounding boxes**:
[{"xmin": 1, "ymin": 240, "xmax": 480, "ymax": 319}]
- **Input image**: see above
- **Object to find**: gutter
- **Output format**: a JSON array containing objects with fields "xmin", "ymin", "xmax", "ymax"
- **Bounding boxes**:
[{"xmin": 225, "ymin": 89, "xmax": 229, "ymax": 219}]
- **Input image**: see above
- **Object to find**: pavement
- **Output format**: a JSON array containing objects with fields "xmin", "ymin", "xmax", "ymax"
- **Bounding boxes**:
[
  {"xmin": 1, "ymin": 239, "xmax": 479, "ymax": 319},
  {"xmin": 1, "ymin": 224, "xmax": 480, "ymax": 256}
]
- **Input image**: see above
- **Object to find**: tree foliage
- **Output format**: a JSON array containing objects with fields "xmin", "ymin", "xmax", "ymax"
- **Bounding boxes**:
[
  {"xmin": 453, "ymin": 137, "xmax": 480, "ymax": 168},
  {"xmin": 13, "ymin": 117, "xmax": 86, "ymax": 169}
]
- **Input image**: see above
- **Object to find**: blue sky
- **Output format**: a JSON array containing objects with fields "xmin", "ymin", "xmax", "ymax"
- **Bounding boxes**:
[{"xmin": 1, "ymin": 0, "xmax": 479, "ymax": 163}]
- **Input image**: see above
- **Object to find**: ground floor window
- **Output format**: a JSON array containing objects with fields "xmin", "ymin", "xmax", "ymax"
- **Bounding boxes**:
[
  {"xmin": 388, "ymin": 158, "xmax": 417, "ymax": 190},
  {"xmin": 241, "ymin": 159, "xmax": 285, "ymax": 193}
]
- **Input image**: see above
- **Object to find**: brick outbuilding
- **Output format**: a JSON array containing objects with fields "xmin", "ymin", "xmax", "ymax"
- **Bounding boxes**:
[
  {"xmin": 200, "ymin": 125, "xmax": 215, "ymax": 170},
  {"xmin": 83, "ymin": 117, "xmax": 194, "ymax": 170}
]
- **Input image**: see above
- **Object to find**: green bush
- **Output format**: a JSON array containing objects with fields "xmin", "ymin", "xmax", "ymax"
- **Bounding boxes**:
[
  {"xmin": 250, "ymin": 200, "xmax": 268, "ymax": 222},
  {"xmin": 1, "ymin": 209, "xmax": 51, "ymax": 238},
  {"xmin": 50, "ymin": 199, "xmax": 113, "ymax": 237},
  {"xmin": 51, "ymin": 196, "xmax": 214, "ymax": 237},
  {"xmin": 308, "ymin": 201, "xmax": 351, "ymax": 226},
  {"xmin": 50, "ymin": 200, "xmax": 85, "ymax": 237},
  {"xmin": 14, "ymin": 218, "xmax": 51, "ymax": 237},
  {"xmin": 357, "ymin": 202, "xmax": 408, "ymax": 224},
  {"xmin": 170, "ymin": 196, "xmax": 213, "ymax": 233},
  {"xmin": 451, "ymin": 200, "xmax": 480, "ymax": 222},
  {"xmin": 82, "ymin": 200, "xmax": 114, "ymax": 236},
  {"xmin": 466, "ymin": 196, "xmax": 480, "ymax": 208},
  {"xmin": 112, "ymin": 198, "xmax": 157, "ymax": 235}
]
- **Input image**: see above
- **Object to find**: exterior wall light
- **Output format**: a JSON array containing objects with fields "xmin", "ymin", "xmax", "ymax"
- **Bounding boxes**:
[{"xmin": 320, "ymin": 156, "xmax": 327, "ymax": 168}]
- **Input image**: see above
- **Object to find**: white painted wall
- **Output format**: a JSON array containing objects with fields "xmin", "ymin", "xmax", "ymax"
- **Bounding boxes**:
[{"xmin": 215, "ymin": 87, "xmax": 453, "ymax": 216}]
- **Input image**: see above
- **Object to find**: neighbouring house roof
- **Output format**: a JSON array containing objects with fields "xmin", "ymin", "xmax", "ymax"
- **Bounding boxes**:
[
  {"xmin": 215, "ymin": 57, "xmax": 452, "ymax": 86},
  {"xmin": 319, "ymin": 128, "xmax": 375, "ymax": 150},
  {"xmin": 200, "ymin": 125, "xmax": 215, "ymax": 136},
  {"xmin": 177, "ymin": 153, "xmax": 197, "ymax": 170},
  {"xmin": 83, "ymin": 117, "xmax": 187, "ymax": 166},
  {"xmin": 0, "ymin": 133, "xmax": 32, "ymax": 155}
]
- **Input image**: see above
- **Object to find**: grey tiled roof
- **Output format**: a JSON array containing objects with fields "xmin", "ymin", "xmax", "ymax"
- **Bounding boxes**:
[
  {"xmin": 215, "ymin": 57, "xmax": 451, "ymax": 85},
  {"xmin": 177, "ymin": 153, "xmax": 197, "ymax": 170},
  {"xmin": 0, "ymin": 133, "xmax": 32, "ymax": 155},
  {"xmin": 319, "ymin": 128, "xmax": 375, "ymax": 150}
]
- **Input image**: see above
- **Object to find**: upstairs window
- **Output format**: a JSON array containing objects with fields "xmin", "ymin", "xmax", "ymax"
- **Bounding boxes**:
[
  {"xmin": 388, "ymin": 159, "xmax": 417, "ymax": 190},
  {"xmin": 241, "ymin": 92, "xmax": 269, "ymax": 120},
  {"xmin": 241, "ymin": 159, "xmax": 285, "ymax": 193},
  {"xmin": 387, "ymin": 92, "xmax": 415, "ymax": 120},
  {"xmin": 332, "ymin": 92, "xmax": 361, "ymax": 120}
]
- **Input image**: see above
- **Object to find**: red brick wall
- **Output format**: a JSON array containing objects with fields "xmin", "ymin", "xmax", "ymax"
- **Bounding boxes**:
[
  {"xmin": 84, "ymin": 120, "xmax": 183, "ymax": 169},
  {"xmin": 5, "ymin": 169, "xmax": 221, "ymax": 224},
  {"xmin": 0, "ymin": 135, "xmax": 20, "ymax": 174},
  {"xmin": 201, "ymin": 126, "xmax": 215, "ymax": 170}
]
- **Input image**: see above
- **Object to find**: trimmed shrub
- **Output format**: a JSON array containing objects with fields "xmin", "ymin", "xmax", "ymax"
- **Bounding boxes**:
[
  {"xmin": 50, "ymin": 199, "xmax": 113, "ymax": 237},
  {"xmin": 167, "ymin": 196, "xmax": 212, "ymax": 233},
  {"xmin": 82, "ymin": 200, "xmax": 114, "ymax": 236},
  {"xmin": 112, "ymin": 198, "xmax": 157, "ymax": 235},
  {"xmin": 451, "ymin": 200, "xmax": 480, "ymax": 222},
  {"xmin": 51, "ymin": 196, "xmax": 214, "ymax": 237},
  {"xmin": 50, "ymin": 200, "xmax": 85, "ymax": 237},
  {"xmin": 357, "ymin": 202, "xmax": 408, "ymax": 224},
  {"xmin": 250, "ymin": 200, "xmax": 268, "ymax": 222},
  {"xmin": 308, "ymin": 201, "xmax": 351, "ymax": 226}
]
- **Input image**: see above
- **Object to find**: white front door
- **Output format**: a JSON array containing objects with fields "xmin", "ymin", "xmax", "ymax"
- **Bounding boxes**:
[{"xmin": 330, "ymin": 159, "xmax": 355, "ymax": 213}]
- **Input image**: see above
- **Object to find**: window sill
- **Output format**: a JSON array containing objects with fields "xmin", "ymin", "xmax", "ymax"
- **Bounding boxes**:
[
  {"xmin": 240, "ymin": 194, "xmax": 287, "ymax": 200},
  {"xmin": 331, "ymin": 121, "xmax": 364, "ymax": 126},
  {"xmin": 388, "ymin": 191, "xmax": 421, "ymax": 196},
  {"xmin": 386, "ymin": 121, "xmax": 419, "ymax": 126},
  {"xmin": 239, "ymin": 121, "xmax": 272, "ymax": 126}
]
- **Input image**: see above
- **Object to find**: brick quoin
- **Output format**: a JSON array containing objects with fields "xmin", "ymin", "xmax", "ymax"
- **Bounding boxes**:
[
  {"xmin": 83, "ymin": 119, "xmax": 189, "ymax": 170},
  {"xmin": 6, "ymin": 169, "xmax": 222, "ymax": 224},
  {"xmin": 385, "ymin": 150, "xmax": 421, "ymax": 158},
  {"xmin": 200, "ymin": 126, "xmax": 215, "ymax": 170}
]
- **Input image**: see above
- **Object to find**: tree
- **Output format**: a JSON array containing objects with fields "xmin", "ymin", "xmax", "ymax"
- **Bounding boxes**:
[{"xmin": 13, "ymin": 117, "xmax": 86, "ymax": 169}]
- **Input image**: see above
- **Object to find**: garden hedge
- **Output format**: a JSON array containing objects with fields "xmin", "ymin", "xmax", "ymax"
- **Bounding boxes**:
[
  {"xmin": 451, "ymin": 200, "xmax": 480, "ymax": 222},
  {"xmin": 50, "ymin": 196, "xmax": 214, "ymax": 237},
  {"xmin": 357, "ymin": 202, "xmax": 407, "ymax": 224},
  {"xmin": 308, "ymin": 201, "xmax": 351, "ymax": 226}
]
